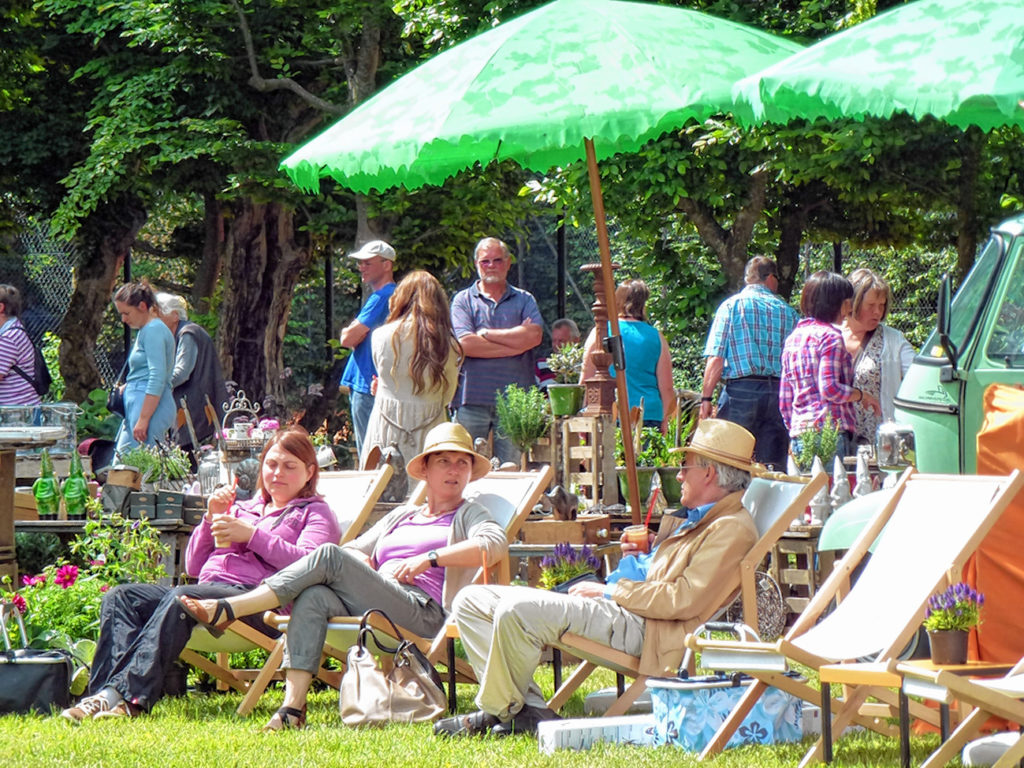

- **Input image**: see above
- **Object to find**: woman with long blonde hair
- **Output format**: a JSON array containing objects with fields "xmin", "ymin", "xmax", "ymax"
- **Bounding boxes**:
[{"xmin": 361, "ymin": 271, "xmax": 463, "ymax": 474}]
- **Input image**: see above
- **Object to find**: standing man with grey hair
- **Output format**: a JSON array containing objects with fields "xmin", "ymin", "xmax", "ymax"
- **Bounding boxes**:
[
  {"xmin": 339, "ymin": 240, "xmax": 396, "ymax": 458},
  {"xmin": 700, "ymin": 256, "xmax": 798, "ymax": 469},
  {"xmin": 450, "ymin": 237, "xmax": 544, "ymax": 465},
  {"xmin": 155, "ymin": 293, "xmax": 227, "ymax": 451},
  {"xmin": 536, "ymin": 317, "xmax": 581, "ymax": 389}
]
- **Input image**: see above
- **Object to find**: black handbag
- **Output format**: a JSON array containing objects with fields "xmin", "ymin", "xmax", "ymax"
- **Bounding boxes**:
[
  {"xmin": 0, "ymin": 604, "xmax": 73, "ymax": 715},
  {"xmin": 106, "ymin": 359, "xmax": 128, "ymax": 419}
]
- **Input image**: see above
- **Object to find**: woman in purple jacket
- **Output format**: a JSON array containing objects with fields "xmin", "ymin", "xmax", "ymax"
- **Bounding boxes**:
[{"xmin": 60, "ymin": 427, "xmax": 340, "ymax": 722}]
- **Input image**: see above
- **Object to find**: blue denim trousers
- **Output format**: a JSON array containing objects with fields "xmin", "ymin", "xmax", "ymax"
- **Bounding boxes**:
[
  {"xmin": 718, "ymin": 377, "xmax": 789, "ymax": 470},
  {"xmin": 349, "ymin": 389, "xmax": 374, "ymax": 458},
  {"xmin": 454, "ymin": 403, "xmax": 520, "ymax": 465}
]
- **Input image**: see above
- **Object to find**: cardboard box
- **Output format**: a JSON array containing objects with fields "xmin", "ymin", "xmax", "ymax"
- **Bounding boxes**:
[
  {"xmin": 521, "ymin": 514, "xmax": 610, "ymax": 545},
  {"xmin": 538, "ymin": 714, "xmax": 655, "ymax": 754},
  {"xmin": 14, "ymin": 488, "xmax": 37, "ymax": 520}
]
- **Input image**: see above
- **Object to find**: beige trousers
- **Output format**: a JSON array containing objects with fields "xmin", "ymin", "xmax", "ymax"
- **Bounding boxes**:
[{"xmin": 452, "ymin": 584, "xmax": 644, "ymax": 719}]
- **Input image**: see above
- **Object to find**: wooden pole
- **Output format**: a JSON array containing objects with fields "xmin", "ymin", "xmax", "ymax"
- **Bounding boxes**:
[{"xmin": 584, "ymin": 138, "xmax": 642, "ymax": 523}]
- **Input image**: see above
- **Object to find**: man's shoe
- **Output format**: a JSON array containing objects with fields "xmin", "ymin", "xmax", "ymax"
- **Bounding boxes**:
[
  {"xmin": 433, "ymin": 710, "xmax": 500, "ymax": 737},
  {"xmin": 61, "ymin": 694, "xmax": 115, "ymax": 723},
  {"xmin": 491, "ymin": 705, "xmax": 561, "ymax": 736},
  {"xmin": 93, "ymin": 701, "xmax": 139, "ymax": 720}
]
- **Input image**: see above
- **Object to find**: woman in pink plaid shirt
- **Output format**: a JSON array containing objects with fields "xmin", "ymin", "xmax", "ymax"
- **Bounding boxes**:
[{"xmin": 779, "ymin": 271, "xmax": 881, "ymax": 461}]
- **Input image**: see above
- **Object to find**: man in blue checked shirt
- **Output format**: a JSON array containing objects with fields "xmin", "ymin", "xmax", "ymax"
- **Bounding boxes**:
[{"xmin": 700, "ymin": 256, "xmax": 798, "ymax": 470}]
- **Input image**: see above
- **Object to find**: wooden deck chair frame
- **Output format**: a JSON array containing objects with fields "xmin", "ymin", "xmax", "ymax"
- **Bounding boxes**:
[
  {"xmin": 688, "ymin": 469, "xmax": 1023, "ymax": 767},
  {"xmin": 238, "ymin": 465, "xmax": 554, "ymax": 717},
  {"xmin": 179, "ymin": 465, "xmax": 393, "ymax": 706},
  {"xmin": 897, "ymin": 657, "xmax": 1024, "ymax": 768},
  {"xmin": 545, "ymin": 471, "xmax": 828, "ymax": 718}
]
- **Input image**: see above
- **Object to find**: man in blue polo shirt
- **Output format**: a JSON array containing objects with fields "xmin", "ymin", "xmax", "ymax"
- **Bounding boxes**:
[
  {"xmin": 451, "ymin": 237, "xmax": 544, "ymax": 465},
  {"xmin": 339, "ymin": 240, "xmax": 396, "ymax": 458}
]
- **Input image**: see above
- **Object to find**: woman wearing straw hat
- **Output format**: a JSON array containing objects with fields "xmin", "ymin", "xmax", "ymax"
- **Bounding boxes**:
[{"xmin": 179, "ymin": 422, "xmax": 507, "ymax": 731}]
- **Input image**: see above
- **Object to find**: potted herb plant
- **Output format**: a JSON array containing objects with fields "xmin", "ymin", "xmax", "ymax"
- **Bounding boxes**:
[
  {"xmin": 546, "ymin": 342, "xmax": 586, "ymax": 417},
  {"xmin": 615, "ymin": 426, "xmax": 666, "ymax": 504},
  {"xmin": 792, "ymin": 415, "xmax": 842, "ymax": 474},
  {"xmin": 923, "ymin": 582, "xmax": 984, "ymax": 665},
  {"xmin": 538, "ymin": 542, "xmax": 601, "ymax": 592},
  {"xmin": 496, "ymin": 384, "xmax": 551, "ymax": 469}
]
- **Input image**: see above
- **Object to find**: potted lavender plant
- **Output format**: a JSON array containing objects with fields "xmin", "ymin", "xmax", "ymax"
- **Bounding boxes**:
[
  {"xmin": 923, "ymin": 582, "xmax": 984, "ymax": 665},
  {"xmin": 539, "ymin": 542, "xmax": 601, "ymax": 593}
]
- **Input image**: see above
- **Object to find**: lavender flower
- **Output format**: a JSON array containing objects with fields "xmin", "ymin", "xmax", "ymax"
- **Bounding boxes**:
[{"xmin": 923, "ymin": 582, "xmax": 984, "ymax": 632}]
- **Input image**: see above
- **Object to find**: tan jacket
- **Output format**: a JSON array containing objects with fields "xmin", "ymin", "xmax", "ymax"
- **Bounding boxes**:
[{"xmin": 609, "ymin": 491, "xmax": 757, "ymax": 676}]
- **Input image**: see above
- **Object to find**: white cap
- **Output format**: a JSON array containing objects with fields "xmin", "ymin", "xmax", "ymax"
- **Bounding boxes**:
[{"xmin": 348, "ymin": 240, "xmax": 396, "ymax": 262}]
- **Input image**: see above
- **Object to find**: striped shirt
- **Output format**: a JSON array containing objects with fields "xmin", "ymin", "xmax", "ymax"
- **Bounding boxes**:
[
  {"xmin": 704, "ymin": 284, "xmax": 798, "ymax": 379},
  {"xmin": 779, "ymin": 318, "xmax": 857, "ymax": 436},
  {"xmin": 451, "ymin": 282, "xmax": 543, "ymax": 407},
  {"xmin": 0, "ymin": 318, "xmax": 41, "ymax": 406}
]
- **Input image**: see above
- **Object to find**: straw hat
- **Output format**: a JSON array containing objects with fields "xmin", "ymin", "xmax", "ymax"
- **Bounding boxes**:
[
  {"xmin": 671, "ymin": 419, "xmax": 761, "ymax": 473},
  {"xmin": 406, "ymin": 422, "xmax": 491, "ymax": 482}
]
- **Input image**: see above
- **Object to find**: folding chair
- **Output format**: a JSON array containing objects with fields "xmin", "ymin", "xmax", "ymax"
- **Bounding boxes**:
[
  {"xmin": 180, "ymin": 465, "xmax": 393, "ymax": 711},
  {"xmin": 244, "ymin": 466, "xmax": 554, "ymax": 716},
  {"xmin": 546, "ymin": 471, "xmax": 827, "ymax": 717},
  {"xmin": 689, "ymin": 469, "xmax": 1023, "ymax": 767}
]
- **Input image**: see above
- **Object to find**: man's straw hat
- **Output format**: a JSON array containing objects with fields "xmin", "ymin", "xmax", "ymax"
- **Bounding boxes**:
[{"xmin": 671, "ymin": 419, "xmax": 761, "ymax": 473}]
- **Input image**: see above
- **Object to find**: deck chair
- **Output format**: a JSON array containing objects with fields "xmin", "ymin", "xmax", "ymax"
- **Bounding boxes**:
[
  {"xmin": 240, "ymin": 465, "xmax": 554, "ymax": 716},
  {"xmin": 546, "ymin": 471, "xmax": 828, "ymax": 717},
  {"xmin": 897, "ymin": 657, "xmax": 1024, "ymax": 768},
  {"xmin": 689, "ymin": 469, "xmax": 1023, "ymax": 767},
  {"xmin": 180, "ymin": 465, "xmax": 393, "ymax": 708}
]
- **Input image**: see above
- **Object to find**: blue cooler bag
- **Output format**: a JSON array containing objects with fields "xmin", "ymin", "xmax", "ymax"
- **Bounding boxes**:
[{"xmin": 647, "ymin": 674, "xmax": 802, "ymax": 751}]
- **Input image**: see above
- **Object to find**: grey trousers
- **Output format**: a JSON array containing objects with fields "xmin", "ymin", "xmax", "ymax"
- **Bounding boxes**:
[
  {"xmin": 263, "ymin": 543, "xmax": 446, "ymax": 673},
  {"xmin": 452, "ymin": 584, "xmax": 645, "ymax": 719}
]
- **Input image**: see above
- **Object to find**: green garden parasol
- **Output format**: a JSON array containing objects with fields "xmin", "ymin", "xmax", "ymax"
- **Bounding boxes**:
[
  {"xmin": 732, "ymin": 0, "xmax": 1024, "ymax": 131},
  {"xmin": 280, "ymin": 0, "xmax": 803, "ymax": 518}
]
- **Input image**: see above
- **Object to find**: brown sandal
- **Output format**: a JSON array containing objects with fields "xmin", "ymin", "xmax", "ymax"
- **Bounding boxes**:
[
  {"xmin": 262, "ymin": 705, "xmax": 306, "ymax": 732},
  {"xmin": 176, "ymin": 596, "xmax": 235, "ymax": 638}
]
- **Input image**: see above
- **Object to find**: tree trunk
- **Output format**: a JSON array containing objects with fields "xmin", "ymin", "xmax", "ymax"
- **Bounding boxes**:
[
  {"xmin": 677, "ymin": 169, "xmax": 767, "ymax": 291},
  {"xmin": 956, "ymin": 126, "xmax": 984, "ymax": 281},
  {"xmin": 58, "ymin": 196, "xmax": 147, "ymax": 401},
  {"xmin": 192, "ymin": 191, "xmax": 223, "ymax": 315},
  {"xmin": 217, "ymin": 199, "xmax": 311, "ymax": 404}
]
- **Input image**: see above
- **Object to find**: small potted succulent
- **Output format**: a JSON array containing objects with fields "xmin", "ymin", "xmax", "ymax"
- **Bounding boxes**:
[
  {"xmin": 546, "ymin": 342, "xmax": 586, "ymax": 417},
  {"xmin": 539, "ymin": 542, "xmax": 601, "ymax": 592},
  {"xmin": 923, "ymin": 582, "xmax": 984, "ymax": 665}
]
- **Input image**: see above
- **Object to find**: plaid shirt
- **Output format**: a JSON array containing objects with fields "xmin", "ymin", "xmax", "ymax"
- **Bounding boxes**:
[
  {"xmin": 779, "ymin": 318, "xmax": 857, "ymax": 436},
  {"xmin": 704, "ymin": 284, "xmax": 798, "ymax": 379}
]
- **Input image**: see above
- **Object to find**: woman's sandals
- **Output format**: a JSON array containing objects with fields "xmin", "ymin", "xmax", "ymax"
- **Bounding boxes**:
[
  {"xmin": 262, "ymin": 705, "xmax": 306, "ymax": 732},
  {"xmin": 176, "ymin": 595, "xmax": 236, "ymax": 638}
]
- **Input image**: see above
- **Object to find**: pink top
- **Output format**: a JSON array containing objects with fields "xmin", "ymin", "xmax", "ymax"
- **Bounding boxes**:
[
  {"xmin": 374, "ymin": 509, "xmax": 455, "ymax": 604},
  {"xmin": 184, "ymin": 494, "xmax": 340, "ymax": 585}
]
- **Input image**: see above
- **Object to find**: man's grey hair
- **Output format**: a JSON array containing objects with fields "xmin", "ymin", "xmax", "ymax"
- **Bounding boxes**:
[
  {"xmin": 551, "ymin": 317, "xmax": 580, "ymax": 339},
  {"xmin": 744, "ymin": 256, "xmax": 778, "ymax": 286},
  {"xmin": 695, "ymin": 456, "xmax": 752, "ymax": 493},
  {"xmin": 474, "ymin": 237, "xmax": 510, "ymax": 260},
  {"xmin": 155, "ymin": 292, "xmax": 189, "ymax": 322}
]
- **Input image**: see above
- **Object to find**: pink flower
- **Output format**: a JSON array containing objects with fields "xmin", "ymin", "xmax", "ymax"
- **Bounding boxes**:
[
  {"xmin": 54, "ymin": 564, "xmax": 79, "ymax": 589},
  {"xmin": 7, "ymin": 593, "xmax": 27, "ymax": 613},
  {"xmin": 100, "ymin": 584, "xmax": 110, "ymax": 593},
  {"xmin": 21, "ymin": 574, "xmax": 45, "ymax": 587}
]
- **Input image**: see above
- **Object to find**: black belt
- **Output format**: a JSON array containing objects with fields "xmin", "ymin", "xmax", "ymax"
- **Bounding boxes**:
[{"xmin": 728, "ymin": 375, "xmax": 780, "ymax": 382}]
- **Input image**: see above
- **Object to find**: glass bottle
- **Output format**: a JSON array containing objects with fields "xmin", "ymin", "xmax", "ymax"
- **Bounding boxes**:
[
  {"xmin": 33, "ymin": 448, "xmax": 59, "ymax": 520},
  {"xmin": 62, "ymin": 450, "xmax": 89, "ymax": 520}
]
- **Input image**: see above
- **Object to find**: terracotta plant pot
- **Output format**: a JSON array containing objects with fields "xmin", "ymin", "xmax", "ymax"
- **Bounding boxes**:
[{"xmin": 928, "ymin": 629, "xmax": 969, "ymax": 665}]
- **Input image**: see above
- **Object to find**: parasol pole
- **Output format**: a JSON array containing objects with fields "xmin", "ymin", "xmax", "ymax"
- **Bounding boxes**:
[{"xmin": 584, "ymin": 137, "xmax": 642, "ymax": 523}]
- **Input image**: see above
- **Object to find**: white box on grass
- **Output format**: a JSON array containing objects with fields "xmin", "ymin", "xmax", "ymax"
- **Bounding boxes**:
[{"xmin": 537, "ymin": 714, "xmax": 656, "ymax": 754}]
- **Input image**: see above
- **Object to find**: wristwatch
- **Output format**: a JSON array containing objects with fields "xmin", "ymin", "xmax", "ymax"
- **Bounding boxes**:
[{"xmin": 428, "ymin": 550, "xmax": 440, "ymax": 568}]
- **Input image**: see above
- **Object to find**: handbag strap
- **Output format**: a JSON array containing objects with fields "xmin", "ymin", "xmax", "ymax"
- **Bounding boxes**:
[
  {"xmin": 356, "ymin": 608, "xmax": 407, "ymax": 655},
  {"xmin": 0, "ymin": 603, "xmax": 30, "ymax": 651}
]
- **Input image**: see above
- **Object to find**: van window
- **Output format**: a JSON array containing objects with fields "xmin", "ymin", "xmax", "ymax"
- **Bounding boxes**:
[
  {"xmin": 921, "ymin": 234, "xmax": 1005, "ymax": 359},
  {"xmin": 986, "ymin": 238, "xmax": 1024, "ymax": 366}
]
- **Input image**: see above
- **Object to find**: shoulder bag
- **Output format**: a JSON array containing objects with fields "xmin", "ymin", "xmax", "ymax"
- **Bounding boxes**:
[
  {"xmin": 106, "ymin": 359, "xmax": 129, "ymax": 419},
  {"xmin": 0, "ymin": 603, "xmax": 73, "ymax": 714},
  {"xmin": 339, "ymin": 609, "xmax": 446, "ymax": 726}
]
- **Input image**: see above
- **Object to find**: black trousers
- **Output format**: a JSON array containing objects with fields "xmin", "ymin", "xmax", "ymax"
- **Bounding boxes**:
[{"xmin": 88, "ymin": 581, "xmax": 269, "ymax": 711}]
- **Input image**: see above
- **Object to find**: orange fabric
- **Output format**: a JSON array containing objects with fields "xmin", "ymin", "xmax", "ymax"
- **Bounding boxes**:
[{"xmin": 966, "ymin": 384, "xmax": 1024, "ymax": 663}]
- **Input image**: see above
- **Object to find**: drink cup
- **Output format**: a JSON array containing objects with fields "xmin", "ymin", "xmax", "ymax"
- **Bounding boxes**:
[
  {"xmin": 213, "ymin": 513, "xmax": 233, "ymax": 548},
  {"xmin": 621, "ymin": 524, "xmax": 650, "ymax": 554}
]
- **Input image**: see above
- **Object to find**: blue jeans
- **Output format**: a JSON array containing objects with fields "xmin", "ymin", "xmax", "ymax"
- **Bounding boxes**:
[
  {"xmin": 718, "ymin": 377, "xmax": 788, "ymax": 470},
  {"xmin": 454, "ymin": 403, "xmax": 520, "ymax": 466},
  {"xmin": 349, "ymin": 389, "xmax": 374, "ymax": 459}
]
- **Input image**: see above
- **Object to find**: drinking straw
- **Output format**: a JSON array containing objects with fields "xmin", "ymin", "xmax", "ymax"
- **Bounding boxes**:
[
  {"xmin": 643, "ymin": 484, "xmax": 659, "ymax": 529},
  {"xmin": 480, "ymin": 546, "xmax": 488, "ymax": 585}
]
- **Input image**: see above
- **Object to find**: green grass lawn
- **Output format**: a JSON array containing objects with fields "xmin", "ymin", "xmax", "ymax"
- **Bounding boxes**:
[{"xmin": 0, "ymin": 667, "xmax": 956, "ymax": 767}]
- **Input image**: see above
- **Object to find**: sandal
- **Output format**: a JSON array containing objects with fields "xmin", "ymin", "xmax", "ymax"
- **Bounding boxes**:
[
  {"xmin": 176, "ymin": 596, "xmax": 236, "ymax": 638},
  {"xmin": 262, "ymin": 705, "xmax": 306, "ymax": 732},
  {"xmin": 433, "ymin": 709, "xmax": 500, "ymax": 737}
]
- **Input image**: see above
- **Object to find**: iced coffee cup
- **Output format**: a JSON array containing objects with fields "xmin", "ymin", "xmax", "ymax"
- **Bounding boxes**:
[
  {"xmin": 621, "ymin": 524, "xmax": 650, "ymax": 554},
  {"xmin": 213, "ymin": 513, "xmax": 234, "ymax": 548}
]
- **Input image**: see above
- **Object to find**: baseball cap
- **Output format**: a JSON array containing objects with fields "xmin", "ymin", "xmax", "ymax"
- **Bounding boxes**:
[{"xmin": 348, "ymin": 240, "xmax": 396, "ymax": 262}]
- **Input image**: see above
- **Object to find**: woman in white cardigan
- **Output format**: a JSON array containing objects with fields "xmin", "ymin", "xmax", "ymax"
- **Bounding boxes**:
[{"xmin": 842, "ymin": 268, "xmax": 916, "ymax": 446}]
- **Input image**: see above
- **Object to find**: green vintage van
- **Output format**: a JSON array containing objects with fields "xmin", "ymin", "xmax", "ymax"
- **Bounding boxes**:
[{"xmin": 894, "ymin": 212, "xmax": 1024, "ymax": 474}]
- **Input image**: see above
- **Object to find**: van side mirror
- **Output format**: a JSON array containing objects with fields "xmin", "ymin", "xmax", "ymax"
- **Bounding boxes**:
[{"xmin": 937, "ymin": 272, "xmax": 959, "ymax": 367}]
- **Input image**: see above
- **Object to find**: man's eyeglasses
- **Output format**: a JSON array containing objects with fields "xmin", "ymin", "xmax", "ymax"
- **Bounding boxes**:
[
  {"xmin": 677, "ymin": 464, "xmax": 706, "ymax": 474},
  {"xmin": 478, "ymin": 258, "xmax": 505, "ymax": 267}
]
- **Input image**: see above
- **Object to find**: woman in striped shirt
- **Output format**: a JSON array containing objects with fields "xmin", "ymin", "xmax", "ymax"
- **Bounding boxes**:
[{"xmin": 0, "ymin": 284, "xmax": 42, "ymax": 406}]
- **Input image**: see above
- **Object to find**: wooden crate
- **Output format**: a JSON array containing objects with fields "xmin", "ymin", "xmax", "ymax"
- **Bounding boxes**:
[{"xmin": 520, "ymin": 514, "xmax": 611, "ymax": 545}]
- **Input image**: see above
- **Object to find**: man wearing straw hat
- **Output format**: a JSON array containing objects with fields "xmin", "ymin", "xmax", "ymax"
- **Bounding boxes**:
[{"xmin": 436, "ymin": 419, "xmax": 760, "ymax": 737}]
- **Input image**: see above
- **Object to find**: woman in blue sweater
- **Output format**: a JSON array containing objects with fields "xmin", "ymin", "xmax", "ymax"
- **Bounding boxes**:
[{"xmin": 112, "ymin": 281, "xmax": 176, "ymax": 454}]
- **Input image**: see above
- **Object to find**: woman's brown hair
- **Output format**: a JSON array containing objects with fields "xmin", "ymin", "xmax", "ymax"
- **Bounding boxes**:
[
  {"xmin": 113, "ymin": 280, "xmax": 157, "ymax": 310},
  {"xmin": 255, "ymin": 426, "xmax": 320, "ymax": 502},
  {"xmin": 386, "ymin": 271, "xmax": 463, "ymax": 395},
  {"xmin": 615, "ymin": 279, "xmax": 650, "ymax": 321}
]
